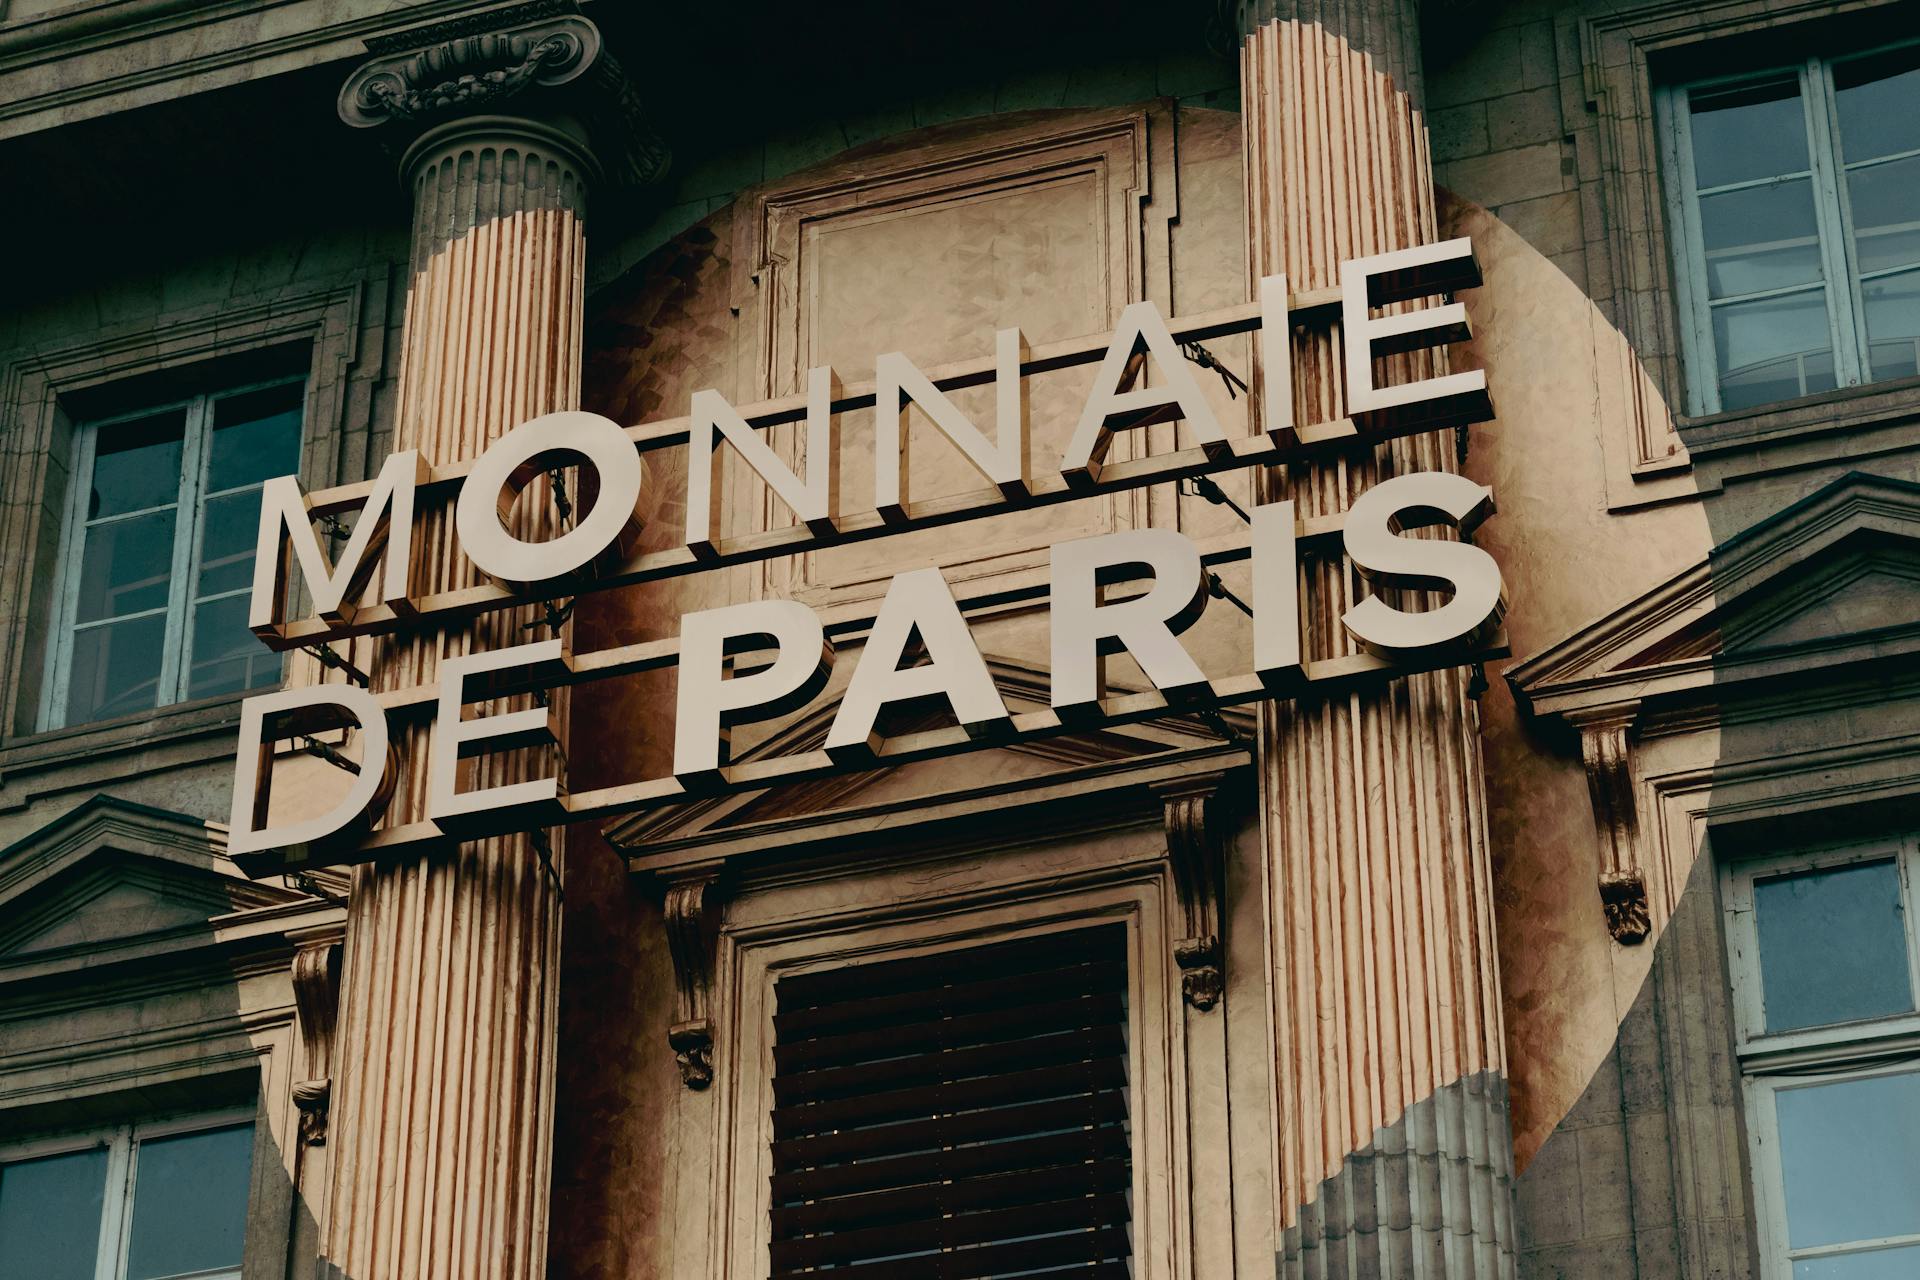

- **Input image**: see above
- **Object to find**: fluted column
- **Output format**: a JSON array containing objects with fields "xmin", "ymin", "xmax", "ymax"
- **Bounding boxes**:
[
  {"xmin": 1240, "ymin": 9, "xmax": 1516, "ymax": 1277},
  {"xmin": 316, "ymin": 11, "xmax": 637, "ymax": 1276}
]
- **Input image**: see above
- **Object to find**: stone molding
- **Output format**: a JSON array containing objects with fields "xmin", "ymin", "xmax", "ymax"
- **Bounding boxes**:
[{"xmin": 1512, "ymin": 471, "xmax": 1920, "ymax": 944}]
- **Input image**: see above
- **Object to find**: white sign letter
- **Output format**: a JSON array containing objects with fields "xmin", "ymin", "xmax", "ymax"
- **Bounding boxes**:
[
  {"xmin": 456, "ymin": 411, "xmax": 646, "ymax": 593},
  {"xmin": 687, "ymin": 368, "xmax": 838, "ymax": 556},
  {"xmin": 825, "ymin": 567, "xmax": 1009, "ymax": 761},
  {"xmin": 427, "ymin": 638, "xmax": 569, "ymax": 836},
  {"xmin": 250, "ymin": 450, "xmax": 427, "ymax": 637},
  {"xmin": 1340, "ymin": 238, "xmax": 1488, "ymax": 429},
  {"xmin": 673, "ymin": 599, "xmax": 833, "ymax": 784},
  {"xmin": 1252, "ymin": 499, "xmax": 1302, "ymax": 686},
  {"xmin": 1060, "ymin": 301, "xmax": 1226, "ymax": 486},
  {"xmin": 1258, "ymin": 274, "xmax": 1296, "ymax": 446},
  {"xmin": 873, "ymin": 330, "xmax": 1029, "ymax": 523},
  {"xmin": 229, "ymin": 684, "xmax": 394, "ymax": 860},
  {"xmin": 1050, "ymin": 527, "xmax": 1210, "ymax": 715},
  {"xmin": 1340, "ymin": 470, "xmax": 1505, "ymax": 659}
]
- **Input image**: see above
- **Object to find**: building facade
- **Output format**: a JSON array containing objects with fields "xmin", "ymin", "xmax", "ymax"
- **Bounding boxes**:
[{"xmin": 1, "ymin": 1, "xmax": 1917, "ymax": 1278}]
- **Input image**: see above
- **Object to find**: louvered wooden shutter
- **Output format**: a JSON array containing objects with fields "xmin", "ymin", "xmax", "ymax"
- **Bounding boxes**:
[{"xmin": 769, "ymin": 924, "xmax": 1133, "ymax": 1278}]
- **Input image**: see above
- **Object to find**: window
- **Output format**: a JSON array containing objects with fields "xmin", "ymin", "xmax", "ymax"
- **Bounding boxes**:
[
  {"xmin": 1724, "ymin": 838, "xmax": 1920, "ymax": 1278},
  {"xmin": 0, "ymin": 1111, "xmax": 255, "ymax": 1280},
  {"xmin": 42, "ymin": 379, "xmax": 303, "ymax": 729},
  {"xmin": 767, "ymin": 925, "xmax": 1132, "ymax": 1278},
  {"xmin": 1662, "ymin": 41, "xmax": 1920, "ymax": 415}
]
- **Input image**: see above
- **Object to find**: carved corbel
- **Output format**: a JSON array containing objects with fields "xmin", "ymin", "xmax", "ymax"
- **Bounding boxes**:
[
  {"xmin": 663, "ymin": 866, "xmax": 724, "ymax": 1089},
  {"xmin": 287, "ymin": 925, "xmax": 345, "ymax": 1146},
  {"xmin": 1153, "ymin": 773, "xmax": 1232, "ymax": 1010},
  {"xmin": 1574, "ymin": 709, "xmax": 1650, "ymax": 945}
]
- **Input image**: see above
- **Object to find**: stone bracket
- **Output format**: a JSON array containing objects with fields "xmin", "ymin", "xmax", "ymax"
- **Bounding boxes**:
[
  {"xmin": 1153, "ymin": 772, "xmax": 1235, "ymax": 1010},
  {"xmin": 288, "ymin": 924, "xmax": 345, "ymax": 1146},
  {"xmin": 664, "ymin": 865, "xmax": 724, "ymax": 1090},
  {"xmin": 1575, "ymin": 709, "xmax": 1650, "ymax": 944}
]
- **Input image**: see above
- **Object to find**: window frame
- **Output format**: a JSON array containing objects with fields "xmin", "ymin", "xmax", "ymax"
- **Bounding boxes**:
[
  {"xmin": 0, "ymin": 1105, "xmax": 257, "ymax": 1280},
  {"xmin": 37, "ymin": 374, "xmax": 304, "ymax": 732},
  {"xmin": 1721, "ymin": 834, "xmax": 1920, "ymax": 1280},
  {"xmin": 1659, "ymin": 36, "xmax": 1920, "ymax": 417},
  {"xmin": 712, "ymin": 873, "xmax": 1185, "ymax": 1280}
]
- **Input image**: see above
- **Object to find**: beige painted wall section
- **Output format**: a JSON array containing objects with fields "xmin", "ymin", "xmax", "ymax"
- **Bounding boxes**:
[
  {"xmin": 554, "ymin": 104, "xmax": 1255, "ymax": 1279},
  {"xmin": 1443, "ymin": 194, "xmax": 1716, "ymax": 1167}
]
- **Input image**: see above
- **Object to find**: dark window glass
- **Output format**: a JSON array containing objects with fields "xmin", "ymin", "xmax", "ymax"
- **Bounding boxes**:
[
  {"xmin": 1689, "ymin": 75, "xmax": 1809, "ymax": 188},
  {"xmin": 1756, "ymin": 859, "xmax": 1913, "ymax": 1032},
  {"xmin": 0, "ymin": 1147, "xmax": 108, "ymax": 1280},
  {"xmin": 124, "ymin": 1123, "xmax": 254, "ymax": 1280},
  {"xmin": 1776, "ymin": 1070, "xmax": 1920, "ymax": 1251}
]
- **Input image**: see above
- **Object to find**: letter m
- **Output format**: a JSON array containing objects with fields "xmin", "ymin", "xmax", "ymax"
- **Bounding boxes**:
[{"xmin": 248, "ymin": 451, "xmax": 428, "ymax": 640}]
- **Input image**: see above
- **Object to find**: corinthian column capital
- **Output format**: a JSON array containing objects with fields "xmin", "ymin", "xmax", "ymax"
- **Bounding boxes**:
[{"xmin": 337, "ymin": 0, "xmax": 668, "ymax": 189}]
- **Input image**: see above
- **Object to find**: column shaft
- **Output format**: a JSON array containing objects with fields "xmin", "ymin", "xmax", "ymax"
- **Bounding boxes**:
[
  {"xmin": 320, "ymin": 122, "xmax": 587, "ymax": 1280},
  {"xmin": 1241, "ymin": 17, "xmax": 1515, "ymax": 1277}
]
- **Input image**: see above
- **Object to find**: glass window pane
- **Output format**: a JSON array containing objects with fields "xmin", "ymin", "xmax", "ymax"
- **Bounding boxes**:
[
  {"xmin": 1833, "ymin": 44, "xmax": 1920, "ymax": 164},
  {"xmin": 1690, "ymin": 74, "xmax": 1811, "ymax": 188},
  {"xmin": 196, "ymin": 489, "xmax": 263, "ymax": 598},
  {"xmin": 1863, "ymin": 269, "xmax": 1920, "ymax": 383},
  {"xmin": 75, "ymin": 508, "xmax": 176, "ymax": 622},
  {"xmin": 124, "ymin": 1123, "xmax": 254, "ymax": 1280},
  {"xmin": 206, "ymin": 383, "xmax": 302, "ymax": 494},
  {"xmin": 0, "ymin": 1147, "xmax": 108, "ymax": 1280},
  {"xmin": 1699, "ymin": 178, "xmax": 1824, "ymax": 297},
  {"xmin": 1796, "ymin": 1246, "xmax": 1920, "ymax": 1279},
  {"xmin": 89, "ymin": 409, "xmax": 184, "ymax": 520},
  {"xmin": 187, "ymin": 595, "xmax": 281, "ymax": 701},
  {"xmin": 1775, "ymin": 1070, "xmax": 1920, "ymax": 1250},
  {"xmin": 1712, "ymin": 289, "xmax": 1838, "ymax": 410},
  {"xmin": 1847, "ymin": 156, "xmax": 1920, "ymax": 276},
  {"xmin": 1755, "ymin": 858, "xmax": 1913, "ymax": 1032},
  {"xmin": 67, "ymin": 611, "xmax": 168, "ymax": 724}
]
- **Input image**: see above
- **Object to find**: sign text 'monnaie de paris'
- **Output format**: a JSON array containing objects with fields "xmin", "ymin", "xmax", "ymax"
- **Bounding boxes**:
[{"xmin": 226, "ymin": 238, "xmax": 1506, "ymax": 873}]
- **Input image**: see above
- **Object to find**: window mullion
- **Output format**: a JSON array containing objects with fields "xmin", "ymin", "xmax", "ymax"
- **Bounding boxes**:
[
  {"xmin": 159, "ymin": 396, "xmax": 211, "ymax": 705},
  {"xmin": 1803, "ymin": 56, "xmax": 1869, "ymax": 385},
  {"xmin": 42, "ymin": 425, "xmax": 102, "ymax": 731},
  {"xmin": 93, "ymin": 1125, "xmax": 135, "ymax": 1280},
  {"xmin": 1660, "ymin": 84, "xmax": 1721, "ymax": 415}
]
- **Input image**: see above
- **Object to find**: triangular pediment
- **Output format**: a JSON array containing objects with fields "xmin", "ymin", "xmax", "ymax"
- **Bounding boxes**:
[
  {"xmin": 1510, "ymin": 473, "xmax": 1920, "ymax": 721},
  {"xmin": 605, "ymin": 655, "xmax": 1251, "ymax": 853},
  {"xmin": 0, "ymin": 796, "xmax": 305, "ymax": 962}
]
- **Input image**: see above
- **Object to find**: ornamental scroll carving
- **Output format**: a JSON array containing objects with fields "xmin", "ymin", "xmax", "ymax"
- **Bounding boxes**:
[
  {"xmin": 1154, "ymin": 773, "xmax": 1232, "ymax": 1010},
  {"xmin": 337, "ymin": 3, "xmax": 669, "ymax": 188},
  {"xmin": 340, "ymin": 14, "xmax": 598, "ymax": 128},
  {"xmin": 664, "ymin": 867, "xmax": 723, "ymax": 1089},
  {"xmin": 288, "ymin": 925, "xmax": 345, "ymax": 1146},
  {"xmin": 1575, "ymin": 710, "xmax": 1651, "ymax": 944}
]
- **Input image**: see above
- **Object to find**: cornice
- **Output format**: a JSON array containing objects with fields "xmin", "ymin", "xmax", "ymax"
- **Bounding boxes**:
[{"xmin": 1509, "ymin": 471, "xmax": 1920, "ymax": 715}]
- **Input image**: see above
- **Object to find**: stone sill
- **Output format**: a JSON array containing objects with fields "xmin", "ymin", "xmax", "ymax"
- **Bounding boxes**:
[
  {"xmin": 1678, "ymin": 376, "xmax": 1920, "ymax": 461},
  {"xmin": 0, "ymin": 690, "xmax": 252, "ymax": 780}
]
